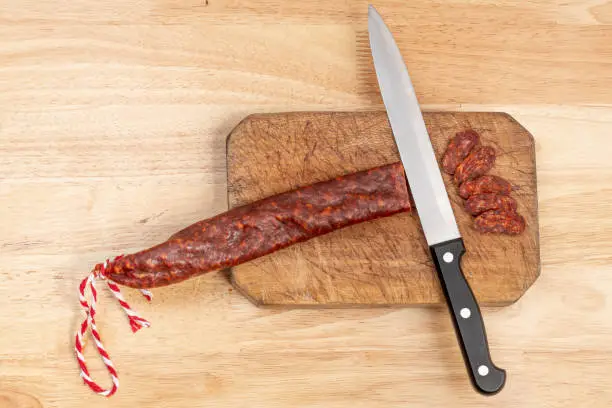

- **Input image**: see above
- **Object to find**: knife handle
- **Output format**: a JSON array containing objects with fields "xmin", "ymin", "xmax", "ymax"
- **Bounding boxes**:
[{"xmin": 430, "ymin": 238, "xmax": 506, "ymax": 395}]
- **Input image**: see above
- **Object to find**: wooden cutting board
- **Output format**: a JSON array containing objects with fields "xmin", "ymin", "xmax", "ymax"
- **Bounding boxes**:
[{"xmin": 226, "ymin": 111, "xmax": 540, "ymax": 307}]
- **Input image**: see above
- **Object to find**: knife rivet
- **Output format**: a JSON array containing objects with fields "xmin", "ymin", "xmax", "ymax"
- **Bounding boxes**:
[
  {"xmin": 478, "ymin": 365, "xmax": 489, "ymax": 376},
  {"xmin": 443, "ymin": 252, "xmax": 453, "ymax": 263},
  {"xmin": 460, "ymin": 308, "xmax": 471, "ymax": 319}
]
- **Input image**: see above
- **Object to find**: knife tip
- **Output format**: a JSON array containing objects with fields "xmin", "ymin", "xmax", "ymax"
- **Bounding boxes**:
[{"xmin": 368, "ymin": 4, "xmax": 381, "ymax": 20}]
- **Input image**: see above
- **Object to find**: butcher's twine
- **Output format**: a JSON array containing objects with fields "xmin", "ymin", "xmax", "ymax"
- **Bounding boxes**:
[{"xmin": 75, "ymin": 255, "xmax": 152, "ymax": 397}]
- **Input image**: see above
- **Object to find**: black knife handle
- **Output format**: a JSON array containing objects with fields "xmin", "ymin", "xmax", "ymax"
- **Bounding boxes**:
[{"xmin": 430, "ymin": 238, "xmax": 506, "ymax": 395}]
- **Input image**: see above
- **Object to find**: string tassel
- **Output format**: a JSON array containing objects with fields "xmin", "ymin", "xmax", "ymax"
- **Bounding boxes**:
[{"xmin": 75, "ymin": 256, "xmax": 152, "ymax": 397}]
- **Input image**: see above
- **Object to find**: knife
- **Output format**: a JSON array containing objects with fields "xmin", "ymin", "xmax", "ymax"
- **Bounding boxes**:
[{"xmin": 368, "ymin": 5, "xmax": 506, "ymax": 395}]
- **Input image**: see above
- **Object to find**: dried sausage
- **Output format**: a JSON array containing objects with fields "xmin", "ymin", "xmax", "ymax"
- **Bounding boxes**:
[
  {"xmin": 102, "ymin": 162, "xmax": 412, "ymax": 288},
  {"xmin": 453, "ymin": 145, "xmax": 496, "ymax": 185},
  {"xmin": 442, "ymin": 130, "xmax": 480, "ymax": 174},
  {"xmin": 105, "ymin": 163, "xmax": 411, "ymax": 288},
  {"xmin": 473, "ymin": 210, "xmax": 525, "ymax": 235},
  {"xmin": 459, "ymin": 175, "xmax": 512, "ymax": 199},
  {"xmin": 464, "ymin": 193, "xmax": 517, "ymax": 216},
  {"xmin": 474, "ymin": 210, "xmax": 525, "ymax": 235}
]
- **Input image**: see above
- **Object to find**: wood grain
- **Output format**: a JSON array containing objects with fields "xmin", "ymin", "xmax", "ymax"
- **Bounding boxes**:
[
  {"xmin": 1, "ymin": 0, "xmax": 612, "ymax": 407},
  {"xmin": 227, "ymin": 111, "xmax": 539, "ymax": 306}
]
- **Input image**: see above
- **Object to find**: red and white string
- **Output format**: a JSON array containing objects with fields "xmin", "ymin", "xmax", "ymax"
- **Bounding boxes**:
[{"xmin": 75, "ymin": 256, "xmax": 152, "ymax": 397}]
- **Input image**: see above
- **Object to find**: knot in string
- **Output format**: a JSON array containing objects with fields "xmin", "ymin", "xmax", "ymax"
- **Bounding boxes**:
[{"xmin": 75, "ymin": 255, "xmax": 153, "ymax": 397}]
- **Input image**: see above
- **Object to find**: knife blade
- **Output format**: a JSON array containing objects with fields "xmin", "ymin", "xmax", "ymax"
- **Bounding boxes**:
[{"xmin": 368, "ymin": 5, "xmax": 506, "ymax": 395}]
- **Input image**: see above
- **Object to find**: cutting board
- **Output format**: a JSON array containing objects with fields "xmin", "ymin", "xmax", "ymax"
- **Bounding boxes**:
[{"xmin": 226, "ymin": 111, "xmax": 540, "ymax": 307}]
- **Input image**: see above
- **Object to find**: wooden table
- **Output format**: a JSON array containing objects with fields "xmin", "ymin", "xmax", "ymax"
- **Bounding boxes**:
[{"xmin": 1, "ymin": 1, "xmax": 611, "ymax": 407}]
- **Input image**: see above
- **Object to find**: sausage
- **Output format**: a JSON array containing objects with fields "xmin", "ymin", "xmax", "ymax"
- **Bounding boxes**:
[
  {"xmin": 473, "ymin": 210, "xmax": 525, "ymax": 235},
  {"xmin": 441, "ymin": 130, "xmax": 480, "ymax": 175},
  {"xmin": 453, "ymin": 145, "xmax": 496, "ymax": 185},
  {"xmin": 464, "ymin": 193, "xmax": 517, "ymax": 216},
  {"xmin": 459, "ymin": 175, "xmax": 512, "ymax": 199},
  {"xmin": 102, "ymin": 162, "xmax": 412, "ymax": 288}
]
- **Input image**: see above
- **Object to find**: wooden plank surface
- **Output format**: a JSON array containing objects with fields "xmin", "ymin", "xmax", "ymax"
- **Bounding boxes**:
[
  {"xmin": 1, "ymin": 0, "xmax": 612, "ymax": 407},
  {"xmin": 227, "ymin": 111, "xmax": 539, "ymax": 306}
]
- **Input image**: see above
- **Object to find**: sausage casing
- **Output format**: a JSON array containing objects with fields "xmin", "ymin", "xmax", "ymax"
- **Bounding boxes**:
[{"xmin": 104, "ymin": 162, "xmax": 411, "ymax": 288}]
